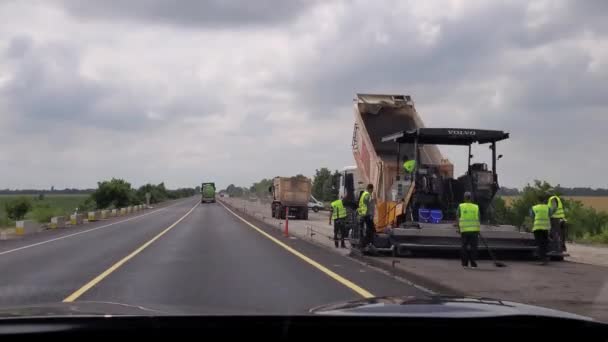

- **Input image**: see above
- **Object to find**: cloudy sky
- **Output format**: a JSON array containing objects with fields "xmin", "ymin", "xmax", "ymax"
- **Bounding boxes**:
[{"xmin": 0, "ymin": 0, "xmax": 606, "ymax": 190}]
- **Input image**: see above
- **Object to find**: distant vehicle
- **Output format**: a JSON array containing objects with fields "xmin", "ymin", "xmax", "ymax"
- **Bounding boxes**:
[
  {"xmin": 269, "ymin": 176, "xmax": 312, "ymax": 220},
  {"xmin": 308, "ymin": 196, "xmax": 324, "ymax": 212},
  {"xmin": 248, "ymin": 195, "xmax": 259, "ymax": 202},
  {"xmin": 201, "ymin": 183, "xmax": 216, "ymax": 203}
]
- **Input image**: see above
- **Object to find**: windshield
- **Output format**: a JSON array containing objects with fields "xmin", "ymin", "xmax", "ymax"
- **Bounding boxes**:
[{"xmin": 0, "ymin": 0, "xmax": 606, "ymax": 324}]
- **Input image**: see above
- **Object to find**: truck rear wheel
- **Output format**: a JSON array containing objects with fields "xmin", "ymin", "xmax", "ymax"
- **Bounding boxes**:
[{"xmin": 302, "ymin": 209, "xmax": 308, "ymax": 220}]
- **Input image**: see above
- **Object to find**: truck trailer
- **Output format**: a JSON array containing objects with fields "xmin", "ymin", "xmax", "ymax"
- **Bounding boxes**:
[
  {"xmin": 269, "ymin": 176, "xmax": 312, "ymax": 220},
  {"xmin": 201, "ymin": 183, "xmax": 216, "ymax": 203}
]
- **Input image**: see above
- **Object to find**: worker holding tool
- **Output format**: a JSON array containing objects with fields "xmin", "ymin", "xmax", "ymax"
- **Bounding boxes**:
[
  {"xmin": 457, "ymin": 192, "xmax": 480, "ymax": 268},
  {"xmin": 548, "ymin": 194, "xmax": 567, "ymax": 252},
  {"xmin": 358, "ymin": 184, "xmax": 375, "ymax": 249},
  {"xmin": 530, "ymin": 199, "xmax": 553, "ymax": 265},
  {"xmin": 329, "ymin": 197, "xmax": 348, "ymax": 248}
]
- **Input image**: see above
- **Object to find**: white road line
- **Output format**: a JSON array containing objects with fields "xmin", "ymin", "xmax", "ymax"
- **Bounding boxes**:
[{"xmin": 0, "ymin": 199, "xmax": 194, "ymax": 257}]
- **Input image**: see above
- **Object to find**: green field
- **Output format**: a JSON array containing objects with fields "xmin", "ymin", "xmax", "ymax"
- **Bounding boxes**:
[{"xmin": 0, "ymin": 194, "xmax": 89, "ymax": 227}]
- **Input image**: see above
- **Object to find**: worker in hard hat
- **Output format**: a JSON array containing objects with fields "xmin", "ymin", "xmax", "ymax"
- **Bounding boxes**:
[
  {"xmin": 548, "ymin": 194, "xmax": 567, "ymax": 252},
  {"xmin": 358, "ymin": 184, "xmax": 375, "ymax": 249},
  {"xmin": 329, "ymin": 197, "xmax": 348, "ymax": 248},
  {"xmin": 530, "ymin": 198, "xmax": 553, "ymax": 265},
  {"xmin": 457, "ymin": 192, "xmax": 480, "ymax": 268}
]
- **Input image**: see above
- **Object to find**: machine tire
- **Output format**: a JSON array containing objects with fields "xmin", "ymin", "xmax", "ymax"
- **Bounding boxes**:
[
  {"xmin": 550, "ymin": 255, "xmax": 564, "ymax": 261},
  {"xmin": 312, "ymin": 207, "xmax": 319, "ymax": 213},
  {"xmin": 278, "ymin": 206, "xmax": 286, "ymax": 220},
  {"xmin": 302, "ymin": 209, "xmax": 309, "ymax": 220}
]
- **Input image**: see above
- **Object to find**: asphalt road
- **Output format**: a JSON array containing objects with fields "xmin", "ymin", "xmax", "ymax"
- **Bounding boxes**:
[{"xmin": 0, "ymin": 198, "xmax": 427, "ymax": 314}]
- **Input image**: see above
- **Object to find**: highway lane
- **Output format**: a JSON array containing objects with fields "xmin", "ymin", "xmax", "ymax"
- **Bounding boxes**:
[
  {"xmin": 0, "ymin": 197, "xmax": 428, "ymax": 313},
  {"xmin": 0, "ymin": 198, "xmax": 199, "ymax": 306},
  {"xmin": 78, "ymin": 202, "xmax": 429, "ymax": 314}
]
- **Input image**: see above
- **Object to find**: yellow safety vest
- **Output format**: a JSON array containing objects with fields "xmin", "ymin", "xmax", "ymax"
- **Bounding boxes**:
[
  {"xmin": 458, "ymin": 203, "xmax": 480, "ymax": 233},
  {"xmin": 403, "ymin": 160, "xmax": 416, "ymax": 174},
  {"xmin": 532, "ymin": 204, "xmax": 550, "ymax": 231},
  {"xmin": 358, "ymin": 191, "xmax": 370, "ymax": 216},
  {"xmin": 331, "ymin": 199, "xmax": 347, "ymax": 220},
  {"xmin": 547, "ymin": 196, "xmax": 565, "ymax": 219}
]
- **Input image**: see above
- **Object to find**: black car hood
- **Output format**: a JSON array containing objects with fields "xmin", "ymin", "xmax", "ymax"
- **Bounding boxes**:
[
  {"xmin": 311, "ymin": 296, "xmax": 595, "ymax": 321},
  {"xmin": 0, "ymin": 301, "xmax": 168, "ymax": 318},
  {"xmin": 0, "ymin": 297, "xmax": 595, "ymax": 322}
]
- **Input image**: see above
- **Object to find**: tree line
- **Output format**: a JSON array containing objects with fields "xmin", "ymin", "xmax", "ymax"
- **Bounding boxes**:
[
  {"xmin": 498, "ymin": 186, "xmax": 608, "ymax": 196},
  {"xmin": 3, "ymin": 178, "xmax": 198, "ymax": 222},
  {"xmin": 0, "ymin": 188, "xmax": 95, "ymax": 194}
]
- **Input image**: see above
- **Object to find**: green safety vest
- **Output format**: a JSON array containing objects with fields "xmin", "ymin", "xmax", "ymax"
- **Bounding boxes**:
[
  {"xmin": 331, "ymin": 199, "xmax": 347, "ymax": 220},
  {"xmin": 532, "ymin": 204, "xmax": 550, "ymax": 231},
  {"xmin": 548, "ymin": 196, "xmax": 565, "ymax": 219},
  {"xmin": 358, "ymin": 191, "xmax": 370, "ymax": 216},
  {"xmin": 403, "ymin": 160, "xmax": 416, "ymax": 174},
  {"xmin": 458, "ymin": 203, "xmax": 480, "ymax": 233}
]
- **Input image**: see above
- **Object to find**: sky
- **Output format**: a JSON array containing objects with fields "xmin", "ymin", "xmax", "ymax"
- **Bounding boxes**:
[{"xmin": 0, "ymin": 0, "xmax": 606, "ymax": 190}]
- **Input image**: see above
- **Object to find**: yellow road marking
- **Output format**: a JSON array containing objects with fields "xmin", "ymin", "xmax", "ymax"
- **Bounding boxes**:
[
  {"xmin": 219, "ymin": 201, "xmax": 374, "ymax": 299},
  {"xmin": 63, "ymin": 202, "xmax": 199, "ymax": 302}
]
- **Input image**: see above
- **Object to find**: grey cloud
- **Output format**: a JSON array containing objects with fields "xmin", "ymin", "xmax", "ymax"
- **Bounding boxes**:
[
  {"xmin": 1, "ymin": 35, "xmax": 223, "ymax": 134},
  {"xmin": 288, "ymin": 1, "xmax": 606, "ymax": 116},
  {"xmin": 2, "ymin": 36, "xmax": 143, "ymax": 132},
  {"xmin": 284, "ymin": 3, "xmax": 534, "ymax": 113},
  {"xmin": 59, "ymin": 0, "xmax": 319, "ymax": 28}
]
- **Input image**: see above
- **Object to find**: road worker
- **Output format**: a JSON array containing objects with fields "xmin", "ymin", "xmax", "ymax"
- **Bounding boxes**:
[
  {"xmin": 457, "ymin": 192, "xmax": 480, "ymax": 268},
  {"xmin": 403, "ymin": 156, "xmax": 416, "ymax": 179},
  {"xmin": 548, "ymin": 194, "xmax": 567, "ymax": 252},
  {"xmin": 531, "ymin": 199, "xmax": 553, "ymax": 265},
  {"xmin": 358, "ymin": 184, "xmax": 375, "ymax": 249},
  {"xmin": 329, "ymin": 197, "xmax": 348, "ymax": 248}
]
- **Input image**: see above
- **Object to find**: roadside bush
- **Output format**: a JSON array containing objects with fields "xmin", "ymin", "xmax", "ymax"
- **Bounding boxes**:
[
  {"xmin": 76, "ymin": 197, "xmax": 97, "ymax": 212},
  {"xmin": 92, "ymin": 178, "xmax": 134, "ymax": 209},
  {"xmin": 136, "ymin": 183, "xmax": 168, "ymax": 204},
  {"xmin": 5, "ymin": 197, "xmax": 32, "ymax": 220},
  {"xmin": 563, "ymin": 199, "xmax": 608, "ymax": 240},
  {"xmin": 492, "ymin": 196, "xmax": 516, "ymax": 225},
  {"xmin": 579, "ymin": 227, "xmax": 608, "ymax": 245},
  {"xmin": 29, "ymin": 206, "xmax": 64, "ymax": 223}
]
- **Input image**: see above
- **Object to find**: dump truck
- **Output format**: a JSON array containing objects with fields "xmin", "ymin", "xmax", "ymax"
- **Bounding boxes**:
[
  {"xmin": 269, "ymin": 176, "xmax": 312, "ymax": 220},
  {"xmin": 201, "ymin": 183, "xmax": 216, "ymax": 203},
  {"xmin": 345, "ymin": 93, "xmax": 563, "ymax": 259}
]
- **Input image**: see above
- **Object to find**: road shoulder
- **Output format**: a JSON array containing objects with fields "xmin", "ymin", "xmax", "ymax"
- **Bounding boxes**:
[{"xmin": 220, "ymin": 198, "xmax": 608, "ymax": 323}]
